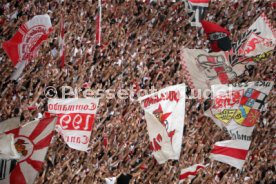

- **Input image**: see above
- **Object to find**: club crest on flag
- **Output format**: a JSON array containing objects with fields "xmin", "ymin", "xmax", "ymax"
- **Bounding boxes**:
[
  {"xmin": 233, "ymin": 88, "xmax": 266, "ymax": 127},
  {"xmin": 205, "ymin": 81, "xmax": 273, "ymax": 141},
  {"xmin": 2, "ymin": 14, "xmax": 53, "ymax": 66},
  {"xmin": 0, "ymin": 117, "xmax": 56, "ymax": 184},
  {"xmin": 210, "ymin": 90, "xmax": 243, "ymax": 125}
]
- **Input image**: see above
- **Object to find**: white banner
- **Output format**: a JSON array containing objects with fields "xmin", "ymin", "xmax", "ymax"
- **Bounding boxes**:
[
  {"xmin": 180, "ymin": 48, "xmax": 240, "ymax": 91},
  {"xmin": 48, "ymin": 98, "xmax": 99, "ymax": 151},
  {"xmin": 139, "ymin": 84, "xmax": 186, "ymax": 164},
  {"xmin": 205, "ymin": 81, "xmax": 273, "ymax": 141}
]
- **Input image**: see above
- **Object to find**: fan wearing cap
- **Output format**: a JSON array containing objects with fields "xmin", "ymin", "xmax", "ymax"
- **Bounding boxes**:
[{"xmin": 201, "ymin": 20, "xmax": 232, "ymax": 52}]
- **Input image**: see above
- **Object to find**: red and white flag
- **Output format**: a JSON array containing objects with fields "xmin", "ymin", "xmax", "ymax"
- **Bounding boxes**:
[
  {"xmin": 185, "ymin": 0, "xmax": 210, "ymax": 27},
  {"xmin": 96, "ymin": 0, "xmax": 102, "ymax": 46},
  {"xmin": 59, "ymin": 17, "xmax": 65, "ymax": 68},
  {"xmin": 205, "ymin": 81, "xmax": 274, "ymax": 141},
  {"xmin": 0, "ymin": 117, "xmax": 57, "ymax": 184},
  {"xmin": 210, "ymin": 140, "xmax": 251, "ymax": 170},
  {"xmin": 2, "ymin": 14, "xmax": 52, "ymax": 66},
  {"xmin": 139, "ymin": 84, "xmax": 186, "ymax": 164},
  {"xmin": 180, "ymin": 48, "xmax": 240, "ymax": 92},
  {"xmin": 48, "ymin": 98, "xmax": 99, "ymax": 151},
  {"xmin": 230, "ymin": 13, "xmax": 276, "ymax": 66},
  {"xmin": 179, "ymin": 164, "xmax": 206, "ymax": 183}
]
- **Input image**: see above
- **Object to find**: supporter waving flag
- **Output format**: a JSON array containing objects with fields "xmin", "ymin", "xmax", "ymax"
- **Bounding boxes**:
[
  {"xmin": 205, "ymin": 81, "xmax": 274, "ymax": 141},
  {"xmin": 2, "ymin": 14, "xmax": 53, "ymax": 66},
  {"xmin": 0, "ymin": 117, "xmax": 57, "ymax": 184},
  {"xmin": 201, "ymin": 20, "xmax": 232, "ymax": 52},
  {"xmin": 139, "ymin": 84, "xmax": 186, "ymax": 164}
]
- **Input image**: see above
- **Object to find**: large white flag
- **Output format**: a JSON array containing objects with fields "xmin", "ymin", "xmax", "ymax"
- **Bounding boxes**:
[
  {"xmin": 180, "ymin": 48, "xmax": 239, "ymax": 91},
  {"xmin": 210, "ymin": 140, "xmax": 251, "ymax": 170},
  {"xmin": 205, "ymin": 81, "xmax": 274, "ymax": 141},
  {"xmin": 48, "ymin": 98, "xmax": 99, "ymax": 151},
  {"xmin": 139, "ymin": 84, "xmax": 186, "ymax": 164}
]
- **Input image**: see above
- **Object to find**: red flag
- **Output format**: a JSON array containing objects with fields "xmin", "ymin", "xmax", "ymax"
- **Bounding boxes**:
[
  {"xmin": 59, "ymin": 17, "xmax": 65, "ymax": 68},
  {"xmin": 201, "ymin": 20, "xmax": 231, "ymax": 52},
  {"xmin": 2, "ymin": 14, "xmax": 52, "ymax": 66},
  {"xmin": 96, "ymin": 0, "xmax": 102, "ymax": 46}
]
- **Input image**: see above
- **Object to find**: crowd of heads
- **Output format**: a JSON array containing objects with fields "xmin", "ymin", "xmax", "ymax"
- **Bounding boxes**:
[{"xmin": 0, "ymin": 0, "xmax": 275, "ymax": 183}]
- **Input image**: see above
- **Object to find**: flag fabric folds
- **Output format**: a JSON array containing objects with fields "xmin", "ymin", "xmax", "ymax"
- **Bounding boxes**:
[
  {"xmin": 2, "ymin": 14, "xmax": 53, "ymax": 66},
  {"xmin": 205, "ymin": 81, "xmax": 273, "ymax": 141},
  {"xmin": 230, "ymin": 13, "xmax": 276, "ymax": 66},
  {"xmin": 210, "ymin": 140, "xmax": 251, "ymax": 170},
  {"xmin": 180, "ymin": 48, "xmax": 239, "ymax": 91},
  {"xmin": 0, "ymin": 117, "xmax": 57, "ymax": 184},
  {"xmin": 185, "ymin": 0, "xmax": 210, "ymax": 27},
  {"xmin": 179, "ymin": 164, "xmax": 206, "ymax": 183},
  {"xmin": 48, "ymin": 98, "xmax": 99, "ymax": 151},
  {"xmin": 96, "ymin": 0, "xmax": 102, "ymax": 46},
  {"xmin": 139, "ymin": 84, "xmax": 186, "ymax": 164},
  {"xmin": 0, "ymin": 134, "xmax": 20, "ymax": 159},
  {"xmin": 201, "ymin": 20, "xmax": 232, "ymax": 52},
  {"xmin": 59, "ymin": 17, "xmax": 65, "ymax": 68}
]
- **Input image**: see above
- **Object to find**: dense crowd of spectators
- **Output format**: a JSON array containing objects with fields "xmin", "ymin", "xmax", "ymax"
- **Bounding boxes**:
[{"xmin": 0, "ymin": 0, "xmax": 275, "ymax": 183}]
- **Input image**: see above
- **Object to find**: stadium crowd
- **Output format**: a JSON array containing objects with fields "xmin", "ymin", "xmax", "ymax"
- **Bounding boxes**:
[{"xmin": 0, "ymin": 0, "xmax": 275, "ymax": 183}]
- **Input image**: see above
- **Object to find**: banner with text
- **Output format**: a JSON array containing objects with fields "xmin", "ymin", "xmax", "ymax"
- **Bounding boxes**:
[
  {"xmin": 139, "ymin": 84, "xmax": 186, "ymax": 164},
  {"xmin": 48, "ymin": 98, "xmax": 99, "ymax": 151}
]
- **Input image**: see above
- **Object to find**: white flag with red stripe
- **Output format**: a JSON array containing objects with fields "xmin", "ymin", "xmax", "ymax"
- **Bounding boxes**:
[
  {"xmin": 139, "ymin": 84, "xmax": 186, "ymax": 164},
  {"xmin": 96, "ymin": 0, "xmax": 102, "ymax": 46},
  {"xmin": 179, "ymin": 164, "xmax": 206, "ymax": 183},
  {"xmin": 210, "ymin": 140, "xmax": 251, "ymax": 170},
  {"xmin": 2, "ymin": 14, "xmax": 53, "ymax": 66},
  {"xmin": 0, "ymin": 117, "xmax": 57, "ymax": 184},
  {"xmin": 59, "ymin": 17, "xmax": 65, "ymax": 68},
  {"xmin": 48, "ymin": 98, "xmax": 99, "ymax": 151}
]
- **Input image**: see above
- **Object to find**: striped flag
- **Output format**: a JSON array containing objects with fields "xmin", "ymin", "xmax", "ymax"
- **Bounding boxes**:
[
  {"xmin": 179, "ymin": 164, "xmax": 206, "ymax": 183},
  {"xmin": 210, "ymin": 140, "xmax": 251, "ymax": 170},
  {"xmin": 96, "ymin": 0, "xmax": 102, "ymax": 46},
  {"xmin": 59, "ymin": 17, "xmax": 65, "ymax": 68},
  {"xmin": 0, "ymin": 117, "xmax": 57, "ymax": 184}
]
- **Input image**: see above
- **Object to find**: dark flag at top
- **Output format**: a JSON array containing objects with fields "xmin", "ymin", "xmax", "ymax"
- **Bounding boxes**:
[{"xmin": 201, "ymin": 20, "xmax": 232, "ymax": 52}]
